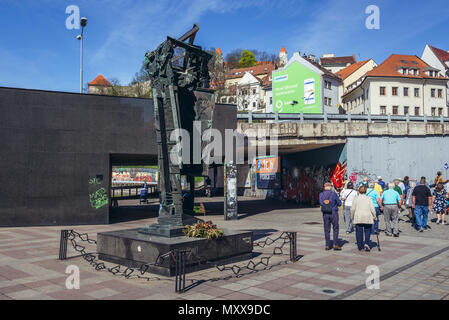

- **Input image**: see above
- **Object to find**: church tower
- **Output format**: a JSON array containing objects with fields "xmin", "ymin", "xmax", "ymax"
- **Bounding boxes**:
[{"xmin": 279, "ymin": 46, "xmax": 288, "ymax": 67}]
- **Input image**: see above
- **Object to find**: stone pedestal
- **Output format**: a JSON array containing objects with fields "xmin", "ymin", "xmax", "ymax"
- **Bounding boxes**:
[{"xmin": 97, "ymin": 228, "xmax": 253, "ymax": 276}]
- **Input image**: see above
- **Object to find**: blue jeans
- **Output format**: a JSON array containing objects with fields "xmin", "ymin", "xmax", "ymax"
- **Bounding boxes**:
[
  {"xmin": 356, "ymin": 224, "xmax": 372, "ymax": 250},
  {"xmin": 371, "ymin": 207, "xmax": 381, "ymax": 234},
  {"xmin": 414, "ymin": 205, "xmax": 429, "ymax": 229}
]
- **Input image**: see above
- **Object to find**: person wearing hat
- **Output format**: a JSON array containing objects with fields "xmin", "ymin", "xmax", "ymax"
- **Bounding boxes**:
[
  {"xmin": 377, "ymin": 176, "xmax": 386, "ymax": 190},
  {"xmin": 374, "ymin": 179, "xmax": 383, "ymax": 196}
]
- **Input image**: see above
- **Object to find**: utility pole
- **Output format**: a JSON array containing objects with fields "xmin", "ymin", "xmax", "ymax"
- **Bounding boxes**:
[{"xmin": 77, "ymin": 17, "xmax": 88, "ymax": 93}]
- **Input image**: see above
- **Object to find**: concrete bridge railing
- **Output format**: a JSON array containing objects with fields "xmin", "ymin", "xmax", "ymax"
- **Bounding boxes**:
[
  {"xmin": 237, "ymin": 116, "xmax": 449, "ymax": 140},
  {"xmin": 238, "ymin": 111, "xmax": 449, "ymax": 125}
]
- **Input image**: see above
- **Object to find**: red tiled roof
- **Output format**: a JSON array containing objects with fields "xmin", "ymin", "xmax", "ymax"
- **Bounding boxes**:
[
  {"xmin": 89, "ymin": 75, "xmax": 112, "ymax": 86},
  {"xmin": 430, "ymin": 45, "xmax": 449, "ymax": 69},
  {"xmin": 336, "ymin": 59, "xmax": 371, "ymax": 80},
  {"xmin": 226, "ymin": 62, "xmax": 275, "ymax": 80},
  {"xmin": 342, "ymin": 54, "xmax": 448, "ymax": 98},
  {"xmin": 366, "ymin": 54, "xmax": 447, "ymax": 79},
  {"xmin": 320, "ymin": 55, "xmax": 357, "ymax": 66}
]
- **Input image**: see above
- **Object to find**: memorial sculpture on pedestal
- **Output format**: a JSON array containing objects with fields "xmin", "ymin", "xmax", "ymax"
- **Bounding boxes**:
[{"xmin": 138, "ymin": 24, "xmax": 215, "ymax": 237}]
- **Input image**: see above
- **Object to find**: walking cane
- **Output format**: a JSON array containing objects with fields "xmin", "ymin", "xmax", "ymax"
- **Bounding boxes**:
[{"xmin": 376, "ymin": 221, "xmax": 381, "ymax": 251}]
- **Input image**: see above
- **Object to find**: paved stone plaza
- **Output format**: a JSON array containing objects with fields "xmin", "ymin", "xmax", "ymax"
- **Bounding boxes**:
[{"xmin": 1, "ymin": 197, "xmax": 449, "ymax": 300}]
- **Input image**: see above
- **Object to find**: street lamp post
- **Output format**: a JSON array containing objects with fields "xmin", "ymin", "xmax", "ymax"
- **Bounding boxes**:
[{"xmin": 77, "ymin": 17, "xmax": 88, "ymax": 93}]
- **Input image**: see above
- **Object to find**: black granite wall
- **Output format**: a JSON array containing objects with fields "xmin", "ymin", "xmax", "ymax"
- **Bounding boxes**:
[
  {"xmin": 0, "ymin": 87, "xmax": 156, "ymax": 226},
  {"xmin": 0, "ymin": 88, "xmax": 238, "ymax": 226}
]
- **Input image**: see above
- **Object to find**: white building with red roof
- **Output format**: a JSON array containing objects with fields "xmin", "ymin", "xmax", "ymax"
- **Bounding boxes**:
[
  {"xmin": 342, "ymin": 54, "xmax": 448, "ymax": 116},
  {"xmin": 422, "ymin": 44, "xmax": 449, "ymax": 106},
  {"xmin": 336, "ymin": 59, "xmax": 378, "ymax": 94}
]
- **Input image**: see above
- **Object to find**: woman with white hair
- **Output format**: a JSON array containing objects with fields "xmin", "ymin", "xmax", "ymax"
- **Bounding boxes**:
[{"xmin": 351, "ymin": 185, "xmax": 377, "ymax": 251}]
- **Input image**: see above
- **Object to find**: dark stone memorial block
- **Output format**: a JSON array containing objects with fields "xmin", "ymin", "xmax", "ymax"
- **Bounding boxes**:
[{"xmin": 97, "ymin": 229, "xmax": 253, "ymax": 276}]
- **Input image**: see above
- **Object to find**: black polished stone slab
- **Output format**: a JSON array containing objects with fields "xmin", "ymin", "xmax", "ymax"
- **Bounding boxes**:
[{"xmin": 97, "ymin": 228, "xmax": 253, "ymax": 276}]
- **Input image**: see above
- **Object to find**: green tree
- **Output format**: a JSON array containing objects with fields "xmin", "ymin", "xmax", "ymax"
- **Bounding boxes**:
[{"xmin": 238, "ymin": 50, "xmax": 257, "ymax": 68}]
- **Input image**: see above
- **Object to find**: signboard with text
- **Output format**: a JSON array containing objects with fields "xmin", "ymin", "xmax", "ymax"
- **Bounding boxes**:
[
  {"xmin": 272, "ymin": 61, "xmax": 321, "ymax": 114},
  {"xmin": 256, "ymin": 156, "xmax": 281, "ymax": 189}
]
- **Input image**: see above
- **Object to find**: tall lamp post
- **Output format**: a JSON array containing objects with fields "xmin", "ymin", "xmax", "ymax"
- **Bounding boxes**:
[{"xmin": 77, "ymin": 17, "xmax": 88, "ymax": 93}]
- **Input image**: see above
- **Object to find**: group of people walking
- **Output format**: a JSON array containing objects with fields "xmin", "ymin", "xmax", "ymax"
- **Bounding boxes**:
[{"xmin": 319, "ymin": 172, "xmax": 449, "ymax": 252}]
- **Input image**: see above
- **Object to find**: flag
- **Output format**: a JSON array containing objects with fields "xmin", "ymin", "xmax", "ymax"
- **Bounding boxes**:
[{"xmin": 331, "ymin": 145, "xmax": 347, "ymax": 189}]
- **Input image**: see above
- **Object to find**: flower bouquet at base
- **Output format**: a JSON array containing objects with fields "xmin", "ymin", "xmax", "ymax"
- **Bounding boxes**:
[{"xmin": 183, "ymin": 221, "xmax": 224, "ymax": 239}]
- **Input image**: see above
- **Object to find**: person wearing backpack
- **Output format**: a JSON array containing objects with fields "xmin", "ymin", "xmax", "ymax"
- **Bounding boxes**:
[
  {"xmin": 340, "ymin": 181, "xmax": 357, "ymax": 234},
  {"xmin": 319, "ymin": 182, "xmax": 342, "ymax": 251}
]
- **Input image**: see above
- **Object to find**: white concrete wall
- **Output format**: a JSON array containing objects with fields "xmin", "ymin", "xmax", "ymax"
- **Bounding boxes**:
[{"xmin": 347, "ymin": 136, "xmax": 449, "ymax": 185}]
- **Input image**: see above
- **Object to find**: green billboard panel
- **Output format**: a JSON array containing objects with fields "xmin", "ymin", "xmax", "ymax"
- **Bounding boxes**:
[{"xmin": 272, "ymin": 61, "xmax": 321, "ymax": 114}]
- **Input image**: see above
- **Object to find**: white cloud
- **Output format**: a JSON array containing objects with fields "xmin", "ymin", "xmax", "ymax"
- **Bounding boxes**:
[{"xmin": 87, "ymin": 0, "xmax": 260, "ymax": 84}]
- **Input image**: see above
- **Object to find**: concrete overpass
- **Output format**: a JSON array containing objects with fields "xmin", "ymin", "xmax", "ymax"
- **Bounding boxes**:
[
  {"xmin": 237, "ymin": 112, "xmax": 449, "ymax": 154},
  {"xmin": 237, "ymin": 112, "xmax": 449, "ymax": 188}
]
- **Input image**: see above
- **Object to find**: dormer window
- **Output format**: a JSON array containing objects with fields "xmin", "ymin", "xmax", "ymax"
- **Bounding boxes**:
[{"xmin": 402, "ymin": 68, "xmax": 408, "ymax": 75}]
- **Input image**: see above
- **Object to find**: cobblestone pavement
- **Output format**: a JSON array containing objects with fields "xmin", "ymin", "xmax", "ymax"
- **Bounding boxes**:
[{"xmin": 1, "ymin": 197, "xmax": 449, "ymax": 300}]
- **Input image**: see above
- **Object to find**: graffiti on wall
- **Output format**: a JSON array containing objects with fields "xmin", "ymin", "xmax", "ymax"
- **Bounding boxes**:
[
  {"xmin": 280, "ymin": 165, "xmax": 334, "ymax": 206},
  {"xmin": 89, "ymin": 187, "xmax": 108, "ymax": 209},
  {"xmin": 88, "ymin": 177, "xmax": 108, "ymax": 209},
  {"xmin": 348, "ymin": 169, "xmax": 378, "ymax": 186},
  {"xmin": 112, "ymin": 167, "xmax": 158, "ymax": 184}
]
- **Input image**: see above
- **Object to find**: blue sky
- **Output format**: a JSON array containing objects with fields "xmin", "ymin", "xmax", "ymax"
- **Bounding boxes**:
[{"xmin": 1, "ymin": 0, "xmax": 448, "ymax": 93}]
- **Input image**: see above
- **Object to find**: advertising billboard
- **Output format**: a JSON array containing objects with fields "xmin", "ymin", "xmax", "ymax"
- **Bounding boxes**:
[
  {"xmin": 256, "ymin": 156, "xmax": 281, "ymax": 189},
  {"xmin": 272, "ymin": 61, "xmax": 321, "ymax": 114}
]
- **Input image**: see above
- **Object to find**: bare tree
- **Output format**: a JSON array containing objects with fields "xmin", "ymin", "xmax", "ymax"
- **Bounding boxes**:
[
  {"xmin": 207, "ymin": 48, "xmax": 228, "ymax": 103},
  {"xmin": 225, "ymin": 48, "xmax": 243, "ymax": 69}
]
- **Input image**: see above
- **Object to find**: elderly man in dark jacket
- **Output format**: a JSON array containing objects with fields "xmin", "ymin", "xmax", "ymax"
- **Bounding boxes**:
[{"xmin": 319, "ymin": 182, "xmax": 343, "ymax": 251}]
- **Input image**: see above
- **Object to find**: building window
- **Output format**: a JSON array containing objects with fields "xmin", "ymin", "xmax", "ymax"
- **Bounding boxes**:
[
  {"xmin": 404, "ymin": 106, "xmax": 409, "ymax": 115},
  {"xmin": 414, "ymin": 88, "xmax": 420, "ymax": 97},
  {"xmin": 324, "ymin": 80, "xmax": 332, "ymax": 90},
  {"xmin": 415, "ymin": 107, "xmax": 420, "ymax": 116},
  {"xmin": 324, "ymin": 97, "xmax": 328, "ymax": 106},
  {"xmin": 252, "ymin": 89, "xmax": 256, "ymax": 95},
  {"xmin": 404, "ymin": 87, "xmax": 409, "ymax": 96},
  {"xmin": 269, "ymin": 97, "xmax": 273, "ymax": 105},
  {"xmin": 380, "ymin": 106, "xmax": 386, "ymax": 115},
  {"xmin": 380, "ymin": 87, "xmax": 386, "ymax": 96},
  {"xmin": 438, "ymin": 108, "xmax": 443, "ymax": 116},
  {"xmin": 431, "ymin": 89, "xmax": 436, "ymax": 98},
  {"xmin": 438, "ymin": 89, "xmax": 443, "ymax": 98},
  {"xmin": 253, "ymin": 102, "xmax": 256, "ymax": 108},
  {"xmin": 328, "ymin": 98, "xmax": 332, "ymax": 106},
  {"xmin": 392, "ymin": 87, "xmax": 398, "ymax": 96},
  {"xmin": 431, "ymin": 107, "xmax": 436, "ymax": 116},
  {"xmin": 393, "ymin": 106, "xmax": 399, "ymax": 115}
]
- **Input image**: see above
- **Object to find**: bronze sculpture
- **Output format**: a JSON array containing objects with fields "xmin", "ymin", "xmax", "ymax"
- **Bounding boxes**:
[{"xmin": 139, "ymin": 24, "xmax": 215, "ymax": 237}]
